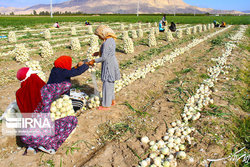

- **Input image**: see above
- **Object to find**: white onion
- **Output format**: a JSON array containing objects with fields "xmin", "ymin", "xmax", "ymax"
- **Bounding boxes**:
[
  {"xmin": 153, "ymin": 157, "xmax": 161, "ymax": 166},
  {"xmin": 44, "ymin": 29, "xmax": 51, "ymax": 39},
  {"xmin": 40, "ymin": 41, "xmax": 53, "ymax": 58},
  {"xmin": 71, "ymin": 27, "xmax": 77, "ymax": 35},
  {"xmin": 141, "ymin": 136, "xmax": 150, "ymax": 144},
  {"xmin": 88, "ymin": 25, "xmax": 93, "ymax": 34},
  {"xmin": 161, "ymin": 147, "xmax": 170, "ymax": 155},
  {"xmin": 148, "ymin": 28, "xmax": 157, "ymax": 47},
  {"xmin": 70, "ymin": 37, "xmax": 81, "ymax": 51},
  {"xmin": 12, "ymin": 43, "xmax": 29, "ymax": 62},
  {"xmin": 123, "ymin": 37, "xmax": 134, "ymax": 54},
  {"xmin": 179, "ymin": 145, "xmax": 185, "ymax": 151},
  {"xmin": 176, "ymin": 151, "xmax": 186, "ymax": 159},
  {"xmin": 162, "ymin": 161, "xmax": 170, "ymax": 167},
  {"xmin": 8, "ymin": 31, "xmax": 17, "ymax": 43}
]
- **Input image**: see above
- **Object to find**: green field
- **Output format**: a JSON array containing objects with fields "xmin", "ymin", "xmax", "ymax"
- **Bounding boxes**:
[{"xmin": 0, "ymin": 15, "xmax": 249, "ymax": 28}]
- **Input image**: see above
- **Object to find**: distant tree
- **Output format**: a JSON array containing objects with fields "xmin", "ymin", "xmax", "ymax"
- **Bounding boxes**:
[
  {"xmin": 10, "ymin": 12, "xmax": 15, "ymax": 15},
  {"xmin": 39, "ymin": 11, "xmax": 45, "ymax": 15},
  {"xmin": 76, "ymin": 11, "xmax": 82, "ymax": 14},
  {"xmin": 45, "ymin": 11, "xmax": 50, "ymax": 15},
  {"xmin": 205, "ymin": 12, "xmax": 210, "ymax": 16},
  {"xmin": 33, "ymin": 10, "xmax": 37, "ymax": 15}
]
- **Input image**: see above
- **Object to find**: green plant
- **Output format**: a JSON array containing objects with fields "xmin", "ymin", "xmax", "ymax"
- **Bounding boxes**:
[
  {"xmin": 20, "ymin": 32, "xmax": 32, "ymax": 39},
  {"xmin": 231, "ymin": 66, "xmax": 249, "ymax": 113},
  {"xmin": 64, "ymin": 141, "xmax": 83, "ymax": 155},
  {"xmin": 123, "ymin": 101, "xmax": 150, "ymax": 117},
  {"xmin": 199, "ymin": 104, "xmax": 231, "ymax": 119},
  {"xmin": 167, "ymin": 77, "xmax": 180, "ymax": 84},
  {"xmin": 127, "ymin": 145, "xmax": 142, "ymax": 161},
  {"xmin": 120, "ymin": 60, "xmax": 133, "ymax": 69},
  {"xmin": 211, "ymin": 36, "xmax": 224, "ymax": 46},
  {"xmin": 231, "ymin": 116, "xmax": 250, "ymax": 149},
  {"xmin": 95, "ymin": 70, "xmax": 101, "ymax": 79},
  {"xmin": 97, "ymin": 121, "xmax": 134, "ymax": 142},
  {"xmin": 200, "ymin": 73, "xmax": 210, "ymax": 79},
  {"xmin": 46, "ymin": 160, "xmax": 55, "ymax": 167},
  {"xmin": 180, "ymin": 68, "xmax": 193, "ymax": 74}
]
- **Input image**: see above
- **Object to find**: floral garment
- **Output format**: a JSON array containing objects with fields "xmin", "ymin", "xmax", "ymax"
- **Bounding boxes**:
[{"xmin": 20, "ymin": 82, "xmax": 78, "ymax": 151}]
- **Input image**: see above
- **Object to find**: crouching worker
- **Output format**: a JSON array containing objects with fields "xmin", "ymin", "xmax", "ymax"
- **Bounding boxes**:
[
  {"xmin": 213, "ymin": 20, "xmax": 220, "ymax": 27},
  {"xmin": 16, "ymin": 67, "xmax": 78, "ymax": 155},
  {"xmin": 161, "ymin": 14, "xmax": 167, "ymax": 26},
  {"xmin": 159, "ymin": 20, "xmax": 165, "ymax": 32},
  {"xmin": 53, "ymin": 22, "xmax": 60, "ymax": 28},
  {"xmin": 48, "ymin": 55, "xmax": 92, "ymax": 111},
  {"xmin": 89, "ymin": 25, "xmax": 121, "ymax": 110},
  {"xmin": 220, "ymin": 21, "xmax": 226, "ymax": 27},
  {"xmin": 169, "ymin": 22, "xmax": 176, "ymax": 32}
]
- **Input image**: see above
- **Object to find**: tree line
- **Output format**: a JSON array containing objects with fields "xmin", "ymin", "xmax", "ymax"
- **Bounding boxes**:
[{"xmin": 1, "ymin": 10, "xmax": 245, "ymax": 17}]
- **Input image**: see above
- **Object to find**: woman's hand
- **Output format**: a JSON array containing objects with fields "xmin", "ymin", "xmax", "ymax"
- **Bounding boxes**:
[
  {"xmin": 74, "ymin": 61, "xmax": 83, "ymax": 69},
  {"xmin": 92, "ymin": 52, "xmax": 99, "ymax": 57},
  {"xmin": 77, "ymin": 61, "xmax": 84, "ymax": 67},
  {"xmin": 87, "ymin": 60, "xmax": 95, "ymax": 66}
]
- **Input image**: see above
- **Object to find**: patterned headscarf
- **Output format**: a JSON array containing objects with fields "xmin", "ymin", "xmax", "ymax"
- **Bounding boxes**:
[{"xmin": 94, "ymin": 25, "xmax": 117, "ymax": 40}]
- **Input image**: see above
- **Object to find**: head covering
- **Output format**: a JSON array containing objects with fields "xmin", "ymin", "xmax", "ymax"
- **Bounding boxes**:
[
  {"xmin": 94, "ymin": 25, "xmax": 117, "ymax": 40},
  {"xmin": 16, "ymin": 67, "xmax": 29, "ymax": 81},
  {"xmin": 54, "ymin": 56, "xmax": 72, "ymax": 70},
  {"xmin": 16, "ymin": 67, "xmax": 46, "ymax": 114}
]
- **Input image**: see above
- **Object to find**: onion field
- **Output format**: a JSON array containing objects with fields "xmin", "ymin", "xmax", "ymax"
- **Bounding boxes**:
[{"xmin": 0, "ymin": 17, "xmax": 249, "ymax": 167}]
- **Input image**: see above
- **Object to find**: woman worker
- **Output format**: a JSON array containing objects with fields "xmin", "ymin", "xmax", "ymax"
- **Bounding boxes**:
[
  {"xmin": 47, "ymin": 56, "xmax": 91, "ymax": 111},
  {"xmin": 16, "ymin": 67, "xmax": 77, "ymax": 155},
  {"xmin": 169, "ymin": 22, "xmax": 176, "ymax": 32},
  {"xmin": 89, "ymin": 25, "xmax": 121, "ymax": 110},
  {"xmin": 161, "ymin": 14, "xmax": 167, "ymax": 26},
  {"xmin": 47, "ymin": 55, "xmax": 90, "ymax": 95},
  {"xmin": 159, "ymin": 20, "xmax": 165, "ymax": 32}
]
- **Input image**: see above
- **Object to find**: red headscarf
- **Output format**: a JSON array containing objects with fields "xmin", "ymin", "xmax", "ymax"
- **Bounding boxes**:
[
  {"xmin": 16, "ymin": 67, "xmax": 46, "ymax": 114},
  {"xmin": 54, "ymin": 56, "xmax": 72, "ymax": 70}
]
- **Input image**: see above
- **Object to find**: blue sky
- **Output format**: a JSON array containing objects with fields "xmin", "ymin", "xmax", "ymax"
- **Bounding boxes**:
[
  {"xmin": 0, "ymin": 0, "xmax": 66, "ymax": 8},
  {"xmin": 0, "ymin": 0, "xmax": 249, "ymax": 11},
  {"xmin": 184, "ymin": 0, "xmax": 250, "ymax": 11}
]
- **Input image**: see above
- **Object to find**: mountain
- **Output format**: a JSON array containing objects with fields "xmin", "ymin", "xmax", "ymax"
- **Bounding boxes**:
[
  {"xmin": 0, "ymin": 0, "xmax": 244, "ymax": 15},
  {"xmin": 242, "ymin": 10, "xmax": 250, "ymax": 13}
]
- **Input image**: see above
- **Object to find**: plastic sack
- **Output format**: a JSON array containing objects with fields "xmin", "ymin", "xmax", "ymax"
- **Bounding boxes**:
[{"xmin": 0, "ymin": 101, "xmax": 20, "ymax": 120}]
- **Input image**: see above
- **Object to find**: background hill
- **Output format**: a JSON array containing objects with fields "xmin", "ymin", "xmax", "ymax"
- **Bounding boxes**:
[{"xmin": 0, "ymin": 0, "xmax": 244, "ymax": 15}]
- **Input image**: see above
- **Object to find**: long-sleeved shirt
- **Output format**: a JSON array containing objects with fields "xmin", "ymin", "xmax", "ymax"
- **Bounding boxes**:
[
  {"xmin": 95, "ymin": 38, "xmax": 120, "ymax": 82},
  {"xmin": 161, "ymin": 16, "xmax": 166, "ymax": 22},
  {"xmin": 47, "ymin": 64, "xmax": 89, "ymax": 95},
  {"xmin": 159, "ymin": 21, "xmax": 165, "ymax": 31}
]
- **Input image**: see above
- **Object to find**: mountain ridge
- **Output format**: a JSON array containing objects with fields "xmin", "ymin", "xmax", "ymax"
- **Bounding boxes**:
[{"xmin": 0, "ymin": 0, "xmax": 244, "ymax": 15}]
